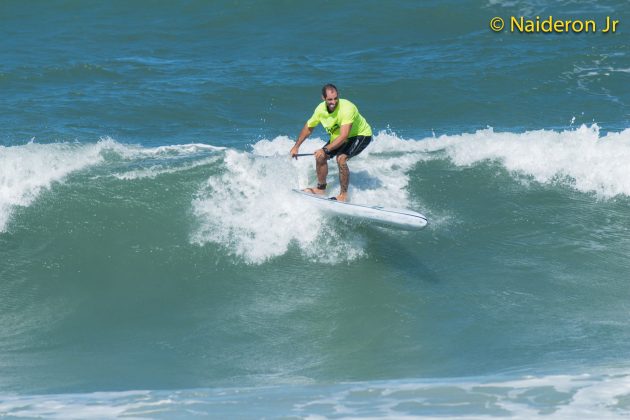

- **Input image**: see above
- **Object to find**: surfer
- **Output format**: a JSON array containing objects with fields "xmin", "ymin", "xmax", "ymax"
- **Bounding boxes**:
[{"xmin": 290, "ymin": 84, "xmax": 373, "ymax": 202}]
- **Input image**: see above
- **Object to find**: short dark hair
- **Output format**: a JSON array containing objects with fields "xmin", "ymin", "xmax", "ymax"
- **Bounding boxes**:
[{"xmin": 321, "ymin": 84, "xmax": 338, "ymax": 97}]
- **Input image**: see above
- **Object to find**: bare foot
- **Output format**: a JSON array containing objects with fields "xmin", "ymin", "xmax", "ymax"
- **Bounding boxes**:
[
  {"xmin": 334, "ymin": 193, "xmax": 347, "ymax": 202},
  {"xmin": 304, "ymin": 187, "xmax": 326, "ymax": 195}
]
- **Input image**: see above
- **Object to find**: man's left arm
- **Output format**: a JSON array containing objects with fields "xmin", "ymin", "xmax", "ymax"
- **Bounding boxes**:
[{"xmin": 327, "ymin": 123, "xmax": 352, "ymax": 152}]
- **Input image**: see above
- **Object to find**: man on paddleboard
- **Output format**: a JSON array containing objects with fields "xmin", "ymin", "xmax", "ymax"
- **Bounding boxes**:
[{"xmin": 290, "ymin": 84, "xmax": 372, "ymax": 202}]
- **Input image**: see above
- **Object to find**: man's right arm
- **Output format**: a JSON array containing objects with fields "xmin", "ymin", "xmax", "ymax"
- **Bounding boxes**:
[{"xmin": 291, "ymin": 124, "xmax": 314, "ymax": 158}]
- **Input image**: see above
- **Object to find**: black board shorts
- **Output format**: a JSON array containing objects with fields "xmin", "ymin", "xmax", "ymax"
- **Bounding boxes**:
[{"xmin": 328, "ymin": 135, "xmax": 372, "ymax": 159}]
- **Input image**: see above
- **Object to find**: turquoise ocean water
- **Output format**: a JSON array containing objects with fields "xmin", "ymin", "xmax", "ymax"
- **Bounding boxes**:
[{"xmin": 2, "ymin": 0, "xmax": 630, "ymax": 418}]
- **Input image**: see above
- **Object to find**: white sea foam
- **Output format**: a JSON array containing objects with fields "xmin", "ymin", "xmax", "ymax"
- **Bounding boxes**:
[
  {"xmin": 190, "ymin": 133, "xmax": 425, "ymax": 264},
  {"xmin": 2, "ymin": 371, "xmax": 630, "ymax": 419},
  {"xmin": 190, "ymin": 148, "xmax": 345, "ymax": 264}
]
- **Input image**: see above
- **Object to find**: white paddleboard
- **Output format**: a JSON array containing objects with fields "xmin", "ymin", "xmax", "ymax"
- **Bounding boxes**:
[{"xmin": 292, "ymin": 189, "xmax": 428, "ymax": 230}]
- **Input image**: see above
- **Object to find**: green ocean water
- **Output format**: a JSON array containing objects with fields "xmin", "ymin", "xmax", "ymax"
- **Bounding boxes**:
[{"xmin": 2, "ymin": 0, "xmax": 630, "ymax": 418}]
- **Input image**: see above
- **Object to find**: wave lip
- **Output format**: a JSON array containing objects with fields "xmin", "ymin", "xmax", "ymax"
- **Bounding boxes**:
[
  {"xmin": 0, "ymin": 141, "xmax": 106, "ymax": 232},
  {"xmin": 437, "ymin": 124, "xmax": 630, "ymax": 199},
  {"xmin": 0, "ymin": 138, "xmax": 225, "ymax": 232}
]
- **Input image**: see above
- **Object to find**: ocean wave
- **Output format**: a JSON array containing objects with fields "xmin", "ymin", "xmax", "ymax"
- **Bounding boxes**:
[
  {"xmin": 0, "ymin": 138, "xmax": 224, "ymax": 232},
  {"xmin": 3, "ymin": 126, "xmax": 629, "ymax": 259},
  {"xmin": 434, "ymin": 124, "xmax": 630, "ymax": 198}
]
